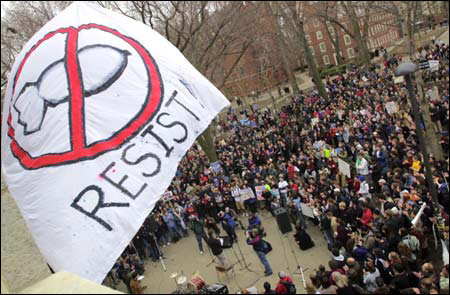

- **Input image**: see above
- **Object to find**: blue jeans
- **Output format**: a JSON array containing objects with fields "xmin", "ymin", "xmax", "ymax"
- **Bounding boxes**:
[
  {"xmin": 323, "ymin": 229, "xmax": 335, "ymax": 250},
  {"xmin": 195, "ymin": 233, "xmax": 207, "ymax": 252},
  {"xmin": 168, "ymin": 226, "xmax": 181, "ymax": 242},
  {"xmin": 256, "ymin": 251, "xmax": 272, "ymax": 274},
  {"xmin": 160, "ymin": 232, "xmax": 169, "ymax": 246}
]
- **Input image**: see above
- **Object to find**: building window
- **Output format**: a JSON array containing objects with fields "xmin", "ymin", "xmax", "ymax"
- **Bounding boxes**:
[
  {"xmin": 328, "ymin": 26, "xmax": 335, "ymax": 35},
  {"xmin": 347, "ymin": 48, "xmax": 355, "ymax": 58},
  {"xmin": 313, "ymin": 18, "xmax": 320, "ymax": 27},
  {"xmin": 323, "ymin": 55, "xmax": 330, "ymax": 65},
  {"xmin": 370, "ymin": 39, "xmax": 374, "ymax": 49},
  {"xmin": 305, "ymin": 34, "xmax": 311, "ymax": 43},
  {"xmin": 309, "ymin": 46, "xmax": 315, "ymax": 56},
  {"xmin": 319, "ymin": 42, "xmax": 327, "ymax": 53},
  {"xmin": 344, "ymin": 34, "xmax": 351, "ymax": 45},
  {"xmin": 316, "ymin": 30, "xmax": 323, "ymax": 40}
]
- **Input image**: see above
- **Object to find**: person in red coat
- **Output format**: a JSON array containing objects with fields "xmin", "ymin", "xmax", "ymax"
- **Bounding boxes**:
[
  {"xmin": 359, "ymin": 203, "xmax": 373, "ymax": 226},
  {"xmin": 275, "ymin": 271, "xmax": 294, "ymax": 294}
]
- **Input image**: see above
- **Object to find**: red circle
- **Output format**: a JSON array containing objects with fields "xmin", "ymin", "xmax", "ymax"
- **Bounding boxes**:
[{"xmin": 8, "ymin": 24, "xmax": 163, "ymax": 169}]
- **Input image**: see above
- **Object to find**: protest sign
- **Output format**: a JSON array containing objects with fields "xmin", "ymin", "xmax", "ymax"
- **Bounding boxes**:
[
  {"xmin": 394, "ymin": 76, "xmax": 404, "ymax": 84},
  {"xmin": 255, "ymin": 185, "xmax": 265, "ymax": 201},
  {"xmin": 240, "ymin": 188, "xmax": 254, "ymax": 201},
  {"xmin": 338, "ymin": 158, "xmax": 351, "ymax": 178},
  {"xmin": 385, "ymin": 101, "xmax": 399, "ymax": 115},
  {"xmin": 300, "ymin": 203, "xmax": 315, "ymax": 219},
  {"xmin": 210, "ymin": 161, "xmax": 223, "ymax": 173}
]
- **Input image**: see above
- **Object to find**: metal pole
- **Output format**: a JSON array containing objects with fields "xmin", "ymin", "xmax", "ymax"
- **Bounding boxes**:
[
  {"xmin": 152, "ymin": 235, "xmax": 167, "ymax": 272},
  {"xmin": 404, "ymin": 74, "xmax": 444, "ymax": 238}
]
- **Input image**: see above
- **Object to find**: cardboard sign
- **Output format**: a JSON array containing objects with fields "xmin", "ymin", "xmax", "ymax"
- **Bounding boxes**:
[
  {"xmin": 300, "ymin": 203, "xmax": 315, "ymax": 219},
  {"xmin": 270, "ymin": 189, "xmax": 280, "ymax": 198},
  {"xmin": 427, "ymin": 87, "xmax": 440, "ymax": 102},
  {"xmin": 255, "ymin": 185, "xmax": 265, "ymax": 201},
  {"xmin": 210, "ymin": 161, "xmax": 223, "ymax": 173},
  {"xmin": 394, "ymin": 76, "xmax": 404, "ymax": 84},
  {"xmin": 385, "ymin": 101, "xmax": 399, "ymax": 115},
  {"xmin": 240, "ymin": 188, "xmax": 254, "ymax": 201},
  {"xmin": 429, "ymin": 60, "xmax": 439, "ymax": 72},
  {"xmin": 162, "ymin": 191, "xmax": 174, "ymax": 202},
  {"xmin": 338, "ymin": 158, "xmax": 351, "ymax": 178}
]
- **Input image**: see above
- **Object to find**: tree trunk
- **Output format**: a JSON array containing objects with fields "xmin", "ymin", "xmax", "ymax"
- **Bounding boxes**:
[
  {"xmin": 277, "ymin": 34, "xmax": 300, "ymax": 94},
  {"xmin": 291, "ymin": 15, "xmax": 328, "ymax": 100},
  {"xmin": 345, "ymin": 4, "xmax": 371, "ymax": 66},
  {"xmin": 405, "ymin": 9, "xmax": 444, "ymax": 161},
  {"xmin": 267, "ymin": 2, "xmax": 300, "ymax": 95},
  {"xmin": 197, "ymin": 125, "xmax": 218, "ymax": 162},
  {"xmin": 301, "ymin": 28, "xmax": 328, "ymax": 100}
]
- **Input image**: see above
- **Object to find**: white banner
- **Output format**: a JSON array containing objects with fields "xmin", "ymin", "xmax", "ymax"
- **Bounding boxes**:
[
  {"xmin": 1, "ymin": 2, "xmax": 229, "ymax": 283},
  {"xmin": 338, "ymin": 158, "xmax": 351, "ymax": 178}
]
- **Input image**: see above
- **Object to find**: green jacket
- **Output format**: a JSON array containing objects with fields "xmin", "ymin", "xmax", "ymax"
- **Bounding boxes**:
[{"xmin": 191, "ymin": 219, "xmax": 205, "ymax": 235}]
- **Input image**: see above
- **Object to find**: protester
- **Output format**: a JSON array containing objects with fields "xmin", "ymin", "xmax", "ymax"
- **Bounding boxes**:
[
  {"xmin": 206, "ymin": 230, "xmax": 228, "ymax": 268},
  {"xmin": 275, "ymin": 271, "xmax": 295, "ymax": 294},
  {"xmin": 246, "ymin": 228, "xmax": 273, "ymax": 276}
]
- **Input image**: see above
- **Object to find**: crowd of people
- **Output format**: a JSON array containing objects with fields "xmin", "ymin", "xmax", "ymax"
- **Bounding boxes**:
[{"xmin": 104, "ymin": 39, "xmax": 449, "ymax": 294}]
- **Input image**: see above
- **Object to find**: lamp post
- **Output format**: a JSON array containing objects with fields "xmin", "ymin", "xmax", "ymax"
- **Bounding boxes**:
[{"xmin": 394, "ymin": 62, "xmax": 443, "ymax": 238}]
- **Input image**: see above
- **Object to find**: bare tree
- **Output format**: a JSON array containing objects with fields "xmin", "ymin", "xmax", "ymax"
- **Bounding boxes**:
[{"xmin": 276, "ymin": 1, "xmax": 329, "ymax": 100}]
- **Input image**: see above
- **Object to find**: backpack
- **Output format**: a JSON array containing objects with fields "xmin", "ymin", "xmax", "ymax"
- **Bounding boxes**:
[
  {"xmin": 281, "ymin": 281, "xmax": 296, "ymax": 294},
  {"xmin": 262, "ymin": 240, "xmax": 273, "ymax": 254}
]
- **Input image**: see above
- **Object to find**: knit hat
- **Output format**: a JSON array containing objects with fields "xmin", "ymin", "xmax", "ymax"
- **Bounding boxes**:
[
  {"xmin": 278, "ymin": 271, "xmax": 286, "ymax": 278},
  {"xmin": 359, "ymin": 175, "xmax": 365, "ymax": 181}
]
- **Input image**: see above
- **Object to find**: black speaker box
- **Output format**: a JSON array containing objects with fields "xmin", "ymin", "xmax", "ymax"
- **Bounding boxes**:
[{"xmin": 274, "ymin": 207, "xmax": 293, "ymax": 234}]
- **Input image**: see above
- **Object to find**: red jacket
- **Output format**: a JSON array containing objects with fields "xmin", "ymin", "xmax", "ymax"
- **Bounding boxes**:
[
  {"xmin": 361, "ymin": 208, "xmax": 373, "ymax": 226},
  {"xmin": 275, "ymin": 276, "xmax": 294, "ymax": 294}
]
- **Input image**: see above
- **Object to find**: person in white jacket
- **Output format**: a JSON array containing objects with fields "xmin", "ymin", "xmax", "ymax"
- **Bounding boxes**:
[
  {"xmin": 356, "ymin": 154, "xmax": 369, "ymax": 176},
  {"xmin": 358, "ymin": 176, "xmax": 371, "ymax": 199}
]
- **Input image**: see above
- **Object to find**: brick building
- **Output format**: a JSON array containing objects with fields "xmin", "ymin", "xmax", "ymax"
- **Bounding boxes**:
[{"xmin": 304, "ymin": 4, "xmax": 401, "ymax": 68}]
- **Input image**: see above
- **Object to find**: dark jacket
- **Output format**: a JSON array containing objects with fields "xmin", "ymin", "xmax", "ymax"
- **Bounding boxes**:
[{"xmin": 207, "ymin": 237, "xmax": 223, "ymax": 256}]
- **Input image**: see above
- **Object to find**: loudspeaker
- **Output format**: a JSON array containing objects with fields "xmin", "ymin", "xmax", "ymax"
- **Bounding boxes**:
[
  {"xmin": 274, "ymin": 208, "xmax": 293, "ymax": 234},
  {"xmin": 219, "ymin": 236, "xmax": 233, "ymax": 249}
]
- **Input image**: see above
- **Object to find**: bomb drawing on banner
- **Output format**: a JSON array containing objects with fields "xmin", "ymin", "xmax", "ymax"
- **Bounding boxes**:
[{"xmin": 14, "ymin": 45, "xmax": 130, "ymax": 135}]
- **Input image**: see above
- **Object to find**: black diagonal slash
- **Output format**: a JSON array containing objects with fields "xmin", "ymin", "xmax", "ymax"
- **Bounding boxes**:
[
  {"xmin": 165, "ymin": 90, "xmax": 200, "ymax": 121},
  {"xmin": 179, "ymin": 79, "xmax": 206, "ymax": 109}
]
